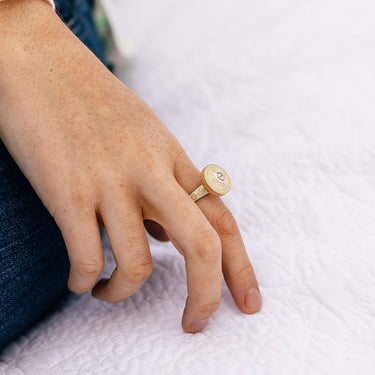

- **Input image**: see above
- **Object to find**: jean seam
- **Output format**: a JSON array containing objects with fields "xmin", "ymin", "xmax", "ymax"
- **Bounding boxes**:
[
  {"xmin": 0, "ymin": 220, "xmax": 58, "ymax": 253},
  {"xmin": 65, "ymin": 15, "xmax": 79, "ymax": 29}
]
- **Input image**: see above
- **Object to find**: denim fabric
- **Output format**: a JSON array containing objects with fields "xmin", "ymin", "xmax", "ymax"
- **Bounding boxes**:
[
  {"xmin": 55, "ymin": 0, "xmax": 109, "ymax": 68},
  {"xmin": 0, "ymin": 0, "xmax": 109, "ymax": 349}
]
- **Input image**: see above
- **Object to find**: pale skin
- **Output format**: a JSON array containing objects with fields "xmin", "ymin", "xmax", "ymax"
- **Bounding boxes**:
[{"xmin": 0, "ymin": 0, "xmax": 261, "ymax": 333}]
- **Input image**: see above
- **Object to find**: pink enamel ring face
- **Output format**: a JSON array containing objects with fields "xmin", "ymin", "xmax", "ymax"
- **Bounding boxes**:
[
  {"xmin": 190, "ymin": 164, "xmax": 231, "ymax": 201},
  {"xmin": 200, "ymin": 164, "xmax": 231, "ymax": 196}
]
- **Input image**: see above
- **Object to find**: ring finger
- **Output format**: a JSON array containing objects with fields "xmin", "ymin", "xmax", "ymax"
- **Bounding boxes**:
[{"xmin": 92, "ymin": 190, "xmax": 153, "ymax": 303}]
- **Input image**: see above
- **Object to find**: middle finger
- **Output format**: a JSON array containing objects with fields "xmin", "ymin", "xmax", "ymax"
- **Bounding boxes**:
[{"xmin": 142, "ymin": 175, "xmax": 222, "ymax": 333}]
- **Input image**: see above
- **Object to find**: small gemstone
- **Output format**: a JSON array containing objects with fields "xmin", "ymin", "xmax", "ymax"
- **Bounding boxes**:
[{"xmin": 216, "ymin": 171, "xmax": 225, "ymax": 182}]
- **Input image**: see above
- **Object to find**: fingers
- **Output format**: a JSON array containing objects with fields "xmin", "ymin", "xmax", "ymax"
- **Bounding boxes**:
[
  {"xmin": 91, "ymin": 192, "xmax": 153, "ymax": 303},
  {"xmin": 174, "ymin": 158, "xmax": 262, "ymax": 315},
  {"xmin": 58, "ymin": 208, "xmax": 105, "ymax": 294},
  {"xmin": 201, "ymin": 200, "xmax": 261, "ymax": 313},
  {"xmin": 142, "ymin": 176, "xmax": 222, "ymax": 333}
]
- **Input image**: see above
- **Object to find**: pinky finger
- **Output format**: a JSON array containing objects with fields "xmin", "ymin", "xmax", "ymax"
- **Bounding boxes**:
[{"xmin": 58, "ymin": 208, "xmax": 104, "ymax": 294}]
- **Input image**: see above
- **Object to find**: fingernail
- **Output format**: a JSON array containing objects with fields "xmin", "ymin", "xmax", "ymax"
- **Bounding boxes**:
[
  {"xmin": 245, "ymin": 287, "xmax": 262, "ymax": 312},
  {"xmin": 189, "ymin": 319, "xmax": 208, "ymax": 332}
]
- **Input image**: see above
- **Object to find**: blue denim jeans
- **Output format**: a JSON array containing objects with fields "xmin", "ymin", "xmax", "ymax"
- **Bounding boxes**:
[{"xmin": 0, "ymin": 0, "xmax": 109, "ymax": 349}]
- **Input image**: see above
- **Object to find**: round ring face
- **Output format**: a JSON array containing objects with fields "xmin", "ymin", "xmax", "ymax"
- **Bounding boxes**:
[{"xmin": 201, "ymin": 164, "xmax": 231, "ymax": 196}]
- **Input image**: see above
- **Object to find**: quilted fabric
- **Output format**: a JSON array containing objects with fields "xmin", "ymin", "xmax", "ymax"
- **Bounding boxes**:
[{"xmin": 1, "ymin": 0, "xmax": 375, "ymax": 373}]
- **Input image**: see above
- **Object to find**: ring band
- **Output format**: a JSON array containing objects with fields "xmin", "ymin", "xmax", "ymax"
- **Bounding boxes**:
[{"xmin": 190, "ymin": 164, "xmax": 231, "ymax": 202}]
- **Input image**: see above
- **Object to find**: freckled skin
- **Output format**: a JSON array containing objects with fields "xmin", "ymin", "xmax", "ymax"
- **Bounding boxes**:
[{"xmin": 0, "ymin": 0, "xmax": 261, "ymax": 333}]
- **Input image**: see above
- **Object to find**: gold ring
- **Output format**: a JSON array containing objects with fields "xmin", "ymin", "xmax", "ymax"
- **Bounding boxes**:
[{"xmin": 190, "ymin": 164, "xmax": 231, "ymax": 202}]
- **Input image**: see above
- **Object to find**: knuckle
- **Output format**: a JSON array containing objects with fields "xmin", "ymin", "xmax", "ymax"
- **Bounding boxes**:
[
  {"xmin": 214, "ymin": 209, "xmax": 239, "ymax": 238},
  {"xmin": 100, "ymin": 162, "xmax": 120, "ymax": 182},
  {"xmin": 75, "ymin": 257, "xmax": 105, "ymax": 277},
  {"xmin": 192, "ymin": 229, "xmax": 221, "ymax": 263},
  {"xmin": 197, "ymin": 300, "xmax": 221, "ymax": 316},
  {"xmin": 127, "ymin": 259, "xmax": 154, "ymax": 283},
  {"xmin": 236, "ymin": 263, "xmax": 255, "ymax": 281},
  {"xmin": 169, "ymin": 139, "xmax": 186, "ymax": 164},
  {"xmin": 96, "ymin": 101, "xmax": 113, "ymax": 119},
  {"xmin": 174, "ymin": 148, "xmax": 189, "ymax": 169},
  {"xmin": 71, "ymin": 181, "xmax": 91, "ymax": 205}
]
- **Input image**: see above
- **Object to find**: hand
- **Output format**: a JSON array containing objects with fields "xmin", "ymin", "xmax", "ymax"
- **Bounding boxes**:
[{"xmin": 0, "ymin": 0, "xmax": 261, "ymax": 333}]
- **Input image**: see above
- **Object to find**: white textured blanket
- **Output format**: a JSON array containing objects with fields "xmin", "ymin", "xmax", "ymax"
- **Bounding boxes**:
[{"xmin": 1, "ymin": 0, "xmax": 375, "ymax": 373}]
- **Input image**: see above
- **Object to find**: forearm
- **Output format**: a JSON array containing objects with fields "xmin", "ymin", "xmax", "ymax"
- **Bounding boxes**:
[
  {"xmin": 0, "ymin": 0, "xmax": 112, "ymax": 137},
  {"xmin": 0, "ymin": 0, "xmax": 59, "ymax": 140},
  {"xmin": 0, "ymin": 0, "xmax": 54, "ymax": 33},
  {"xmin": 0, "ymin": 0, "xmax": 58, "ymax": 92}
]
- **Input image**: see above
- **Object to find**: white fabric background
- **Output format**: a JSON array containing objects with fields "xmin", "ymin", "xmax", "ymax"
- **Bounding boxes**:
[{"xmin": 1, "ymin": 0, "xmax": 375, "ymax": 373}]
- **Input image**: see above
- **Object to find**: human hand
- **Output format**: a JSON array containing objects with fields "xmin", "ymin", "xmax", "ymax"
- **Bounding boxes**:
[{"xmin": 0, "ymin": 0, "xmax": 261, "ymax": 333}]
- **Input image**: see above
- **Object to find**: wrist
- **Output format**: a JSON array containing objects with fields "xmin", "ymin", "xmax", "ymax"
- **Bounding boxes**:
[
  {"xmin": 0, "ymin": 0, "xmax": 53, "ymax": 10},
  {"xmin": 0, "ymin": 1, "xmax": 72, "ymax": 130},
  {"xmin": 0, "ymin": 0, "xmax": 60, "ymax": 90},
  {"xmin": 0, "ymin": 0, "xmax": 56, "ymax": 46},
  {"xmin": 0, "ymin": 0, "xmax": 113, "ymax": 135}
]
